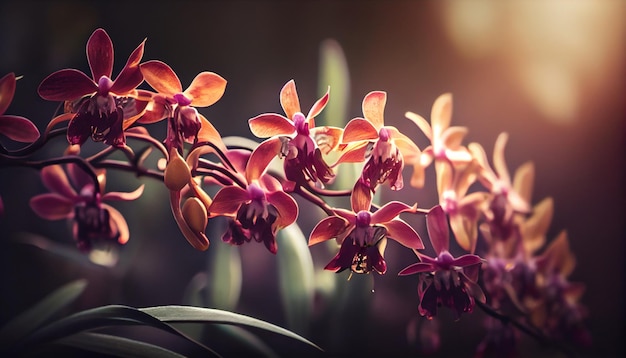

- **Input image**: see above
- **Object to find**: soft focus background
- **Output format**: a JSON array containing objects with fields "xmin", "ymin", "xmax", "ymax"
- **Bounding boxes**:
[{"xmin": 0, "ymin": 1, "xmax": 624, "ymax": 357}]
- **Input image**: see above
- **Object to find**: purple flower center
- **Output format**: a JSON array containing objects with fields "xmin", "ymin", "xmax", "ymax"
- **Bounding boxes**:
[
  {"xmin": 436, "ymin": 251, "xmax": 455, "ymax": 270},
  {"xmin": 97, "ymin": 76, "xmax": 113, "ymax": 96},
  {"xmin": 293, "ymin": 112, "xmax": 309, "ymax": 136},
  {"xmin": 247, "ymin": 183, "xmax": 266, "ymax": 203},
  {"xmin": 356, "ymin": 210, "xmax": 372, "ymax": 227},
  {"xmin": 378, "ymin": 127, "xmax": 390, "ymax": 142},
  {"xmin": 173, "ymin": 93, "xmax": 193, "ymax": 106}
]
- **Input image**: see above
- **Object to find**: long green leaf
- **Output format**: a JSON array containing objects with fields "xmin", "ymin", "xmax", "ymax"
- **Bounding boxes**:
[
  {"xmin": 12, "ymin": 305, "xmax": 217, "ymax": 357},
  {"xmin": 57, "ymin": 332, "xmax": 187, "ymax": 358},
  {"xmin": 276, "ymin": 223, "xmax": 315, "ymax": 336},
  {"xmin": 0, "ymin": 279, "xmax": 88, "ymax": 348},
  {"xmin": 206, "ymin": 238, "xmax": 242, "ymax": 311},
  {"xmin": 140, "ymin": 305, "xmax": 323, "ymax": 352}
]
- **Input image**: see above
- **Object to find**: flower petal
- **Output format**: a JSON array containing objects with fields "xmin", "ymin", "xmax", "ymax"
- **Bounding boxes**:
[
  {"xmin": 246, "ymin": 137, "xmax": 281, "ymax": 183},
  {"xmin": 382, "ymin": 219, "xmax": 424, "ymax": 249},
  {"xmin": 452, "ymin": 254, "xmax": 483, "ymax": 268},
  {"xmin": 427, "ymin": 205, "xmax": 449, "ymax": 254},
  {"xmin": 341, "ymin": 117, "xmax": 378, "ymax": 143},
  {"xmin": 449, "ymin": 212, "xmax": 475, "ymax": 252},
  {"xmin": 198, "ymin": 114, "xmax": 227, "ymax": 153},
  {"xmin": 208, "ymin": 186, "xmax": 249, "ymax": 216},
  {"xmin": 140, "ymin": 60, "xmax": 182, "ymax": 96},
  {"xmin": 102, "ymin": 184, "xmax": 145, "ymax": 202},
  {"xmin": 331, "ymin": 141, "xmax": 370, "ymax": 166},
  {"xmin": 0, "ymin": 115, "xmax": 40, "ymax": 142},
  {"xmin": 521, "ymin": 197, "xmax": 553, "ymax": 254},
  {"xmin": 350, "ymin": 181, "xmax": 371, "ymax": 213},
  {"xmin": 311, "ymin": 125, "xmax": 343, "ymax": 154},
  {"xmin": 362, "ymin": 91, "xmax": 386, "ymax": 130},
  {"xmin": 185, "ymin": 72, "xmax": 227, "ymax": 107},
  {"xmin": 102, "ymin": 203, "xmax": 131, "ymax": 245},
  {"xmin": 371, "ymin": 201, "xmax": 417, "ymax": 224},
  {"xmin": 279, "ymin": 80, "xmax": 301, "ymax": 120},
  {"xmin": 493, "ymin": 132, "xmax": 511, "ymax": 185},
  {"xmin": 248, "ymin": 113, "xmax": 295, "ymax": 138},
  {"xmin": 41, "ymin": 165, "xmax": 78, "ymax": 198},
  {"xmin": 38, "ymin": 69, "xmax": 97, "ymax": 101},
  {"xmin": 398, "ymin": 262, "xmax": 435, "ymax": 276},
  {"xmin": 30, "ymin": 193, "xmax": 74, "ymax": 220},
  {"xmin": 0, "ymin": 72, "xmax": 16, "ymax": 115},
  {"xmin": 306, "ymin": 87, "xmax": 329, "ymax": 120},
  {"xmin": 309, "ymin": 216, "xmax": 348, "ymax": 246},
  {"xmin": 431, "ymin": 93, "xmax": 452, "ymax": 137},
  {"xmin": 110, "ymin": 39, "xmax": 145, "ymax": 95},
  {"xmin": 87, "ymin": 28, "xmax": 114, "ymax": 81},
  {"xmin": 267, "ymin": 190, "xmax": 298, "ymax": 229},
  {"xmin": 405, "ymin": 111, "xmax": 432, "ymax": 141},
  {"xmin": 513, "ymin": 161, "xmax": 535, "ymax": 206}
]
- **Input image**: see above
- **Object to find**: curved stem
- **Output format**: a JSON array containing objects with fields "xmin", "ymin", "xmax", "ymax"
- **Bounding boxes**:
[{"xmin": 293, "ymin": 185, "xmax": 334, "ymax": 216}]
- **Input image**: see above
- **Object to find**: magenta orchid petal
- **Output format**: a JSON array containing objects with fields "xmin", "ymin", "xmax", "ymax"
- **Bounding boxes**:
[
  {"xmin": 362, "ymin": 91, "xmax": 386, "ymax": 130},
  {"xmin": 371, "ymin": 201, "xmax": 416, "ymax": 224},
  {"xmin": 38, "ymin": 69, "xmax": 97, "ymax": 101},
  {"xmin": 30, "ymin": 193, "xmax": 75, "ymax": 220},
  {"xmin": 266, "ymin": 190, "xmax": 298, "ymax": 229},
  {"xmin": 66, "ymin": 163, "xmax": 101, "ymax": 194},
  {"xmin": 381, "ymin": 219, "xmax": 424, "ymax": 249},
  {"xmin": 86, "ymin": 28, "xmax": 114, "ymax": 81},
  {"xmin": 41, "ymin": 165, "xmax": 78, "ymax": 199},
  {"xmin": 398, "ymin": 262, "xmax": 435, "ymax": 276},
  {"xmin": 452, "ymin": 254, "xmax": 483, "ymax": 268},
  {"xmin": 109, "ymin": 39, "xmax": 145, "ymax": 95},
  {"xmin": 102, "ymin": 203, "xmax": 130, "ymax": 245},
  {"xmin": 102, "ymin": 184, "xmax": 145, "ymax": 202},
  {"xmin": 334, "ymin": 208, "xmax": 357, "ymax": 225},
  {"xmin": 341, "ymin": 117, "xmax": 378, "ymax": 143},
  {"xmin": 209, "ymin": 186, "xmax": 249, "ymax": 216},
  {"xmin": 309, "ymin": 216, "xmax": 349, "ymax": 246},
  {"xmin": 427, "ymin": 205, "xmax": 449, "ymax": 254},
  {"xmin": 0, "ymin": 115, "xmax": 40, "ymax": 142},
  {"xmin": 248, "ymin": 113, "xmax": 295, "ymax": 138}
]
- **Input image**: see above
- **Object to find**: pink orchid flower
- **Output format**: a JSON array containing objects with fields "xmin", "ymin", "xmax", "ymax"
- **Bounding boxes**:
[
  {"xmin": 247, "ymin": 79, "xmax": 343, "ymax": 188},
  {"xmin": 30, "ymin": 163, "xmax": 144, "ymax": 252},
  {"xmin": 0, "ymin": 73, "xmax": 40, "ymax": 144},
  {"xmin": 405, "ymin": 93, "xmax": 473, "ymax": 188},
  {"xmin": 38, "ymin": 28, "xmax": 146, "ymax": 147},
  {"xmin": 399, "ymin": 205, "xmax": 485, "ymax": 319},
  {"xmin": 309, "ymin": 188, "xmax": 423, "ymax": 274}
]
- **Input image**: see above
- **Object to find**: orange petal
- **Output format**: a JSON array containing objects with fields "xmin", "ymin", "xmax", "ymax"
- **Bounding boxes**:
[
  {"xmin": 350, "ymin": 181, "xmax": 371, "ymax": 212},
  {"xmin": 341, "ymin": 117, "xmax": 378, "ymax": 143},
  {"xmin": 0, "ymin": 72, "xmax": 16, "ymax": 114},
  {"xmin": 248, "ymin": 113, "xmax": 295, "ymax": 138},
  {"xmin": 513, "ymin": 161, "xmax": 535, "ymax": 206},
  {"xmin": 185, "ymin": 72, "xmax": 227, "ymax": 107},
  {"xmin": 382, "ymin": 219, "xmax": 424, "ymax": 249},
  {"xmin": 280, "ymin": 80, "xmax": 301, "ymax": 120},
  {"xmin": 493, "ymin": 132, "xmax": 511, "ymax": 185},
  {"xmin": 431, "ymin": 93, "xmax": 452, "ymax": 137},
  {"xmin": 331, "ymin": 141, "xmax": 370, "ymax": 166},
  {"xmin": 198, "ymin": 114, "xmax": 227, "ymax": 153},
  {"xmin": 140, "ymin": 60, "xmax": 182, "ymax": 96},
  {"xmin": 441, "ymin": 126, "xmax": 468, "ymax": 150},
  {"xmin": 449, "ymin": 212, "xmax": 475, "ymax": 252},
  {"xmin": 102, "ymin": 184, "xmax": 145, "ymax": 202},
  {"xmin": 311, "ymin": 125, "xmax": 343, "ymax": 154},
  {"xmin": 521, "ymin": 197, "xmax": 553, "ymax": 254},
  {"xmin": 405, "ymin": 111, "xmax": 432, "ymax": 141},
  {"xmin": 103, "ymin": 203, "xmax": 130, "ymax": 245},
  {"xmin": 267, "ymin": 190, "xmax": 298, "ymax": 229},
  {"xmin": 309, "ymin": 216, "xmax": 348, "ymax": 246},
  {"xmin": 362, "ymin": 91, "xmax": 386, "ymax": 130},
  {"xmin": 246, "ymin": 137, "xmax": 281, "ymax": 183},
  {"xmin": 371, "ymin": 201, "xmax": 416, "ymax": 224},
  {"xmin": 306, "ymin": 87, "xmax": 329, "ymax": 120},
  {"xmin": 41, "ymin": 165, "xmax": 77, "ymax": 198}
]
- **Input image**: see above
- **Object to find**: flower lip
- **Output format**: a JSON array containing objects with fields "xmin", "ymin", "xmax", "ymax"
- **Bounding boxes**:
[
  {"xmin": 293, "ymin": 112, "xmax": 309, "ymax": 135},
  {"xmin": 97, "ymin": 76, "xmax": 113, "ymax": 95},
  {"xmin": 247, "ymin": 182, "xmax": 266, "ymax": 202},
  {"xmin": 173, "ymin": 93, "xmax": 192, "ymax": 106},
  {"xmin": 378, "ymin": 127, "xmax": 390, "ymax": 142},
  {"xmin": 436, "ymin": 251, "xmax": 455, "ymax": 269}
]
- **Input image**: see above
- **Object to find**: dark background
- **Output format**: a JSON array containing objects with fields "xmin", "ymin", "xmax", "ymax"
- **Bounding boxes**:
[{"xmin": 0, "ymin": 1, "xmax": 624, "ymax": 357}]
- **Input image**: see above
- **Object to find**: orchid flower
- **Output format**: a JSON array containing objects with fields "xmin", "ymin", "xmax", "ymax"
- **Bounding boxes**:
[
  {"xmin": 336, "ymin": 91, "xmax": 420, "ymax": 196},
  {"xmin": 0, "ymin": 73, "xmax": 40, "ymax": 145},
  {"xmin": 405, "ymin": 93, "xmax": 473, "ymax": 188},
  {"xmin": 247, "ymin": 79, "xmax": 343, "ymax": 188},
  {"xmin": 399, "ymin": 205, "xmax": 485, "ymax": 319},
  {"xmin": 208, "ymin": 149, "xmax": 298, "ymax": 254},
  {"xmin": 29, "ymin": 163, "xmax": 144, "ymax": 252},
  {"xmin": 138, "ymin": 60, "xmax": 226, "ymax": 153},
  {"xmin": 309, "ymin": 187, "xmax": 423, "ymax": 274},
  {"xmin": 38, "ymin": 28, "xmax": 146, "ymax": 147}
]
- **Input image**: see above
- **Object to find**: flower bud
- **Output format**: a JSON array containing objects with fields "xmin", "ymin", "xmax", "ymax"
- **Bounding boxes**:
[
  {"xmin": 165, "ymin": 149, "xmax": 191, "ymax": 191},
  {"xmin": 182, "ymin": 196, "xmax": 208, "ymax": 233}
]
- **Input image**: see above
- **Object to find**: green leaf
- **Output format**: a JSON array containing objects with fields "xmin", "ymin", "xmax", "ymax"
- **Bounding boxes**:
[
  {"xmin": 12, "ymin": 305, "xmax": 217, "ymax": 357},
  {"xmin": 206, "ymin": 239, "xmax": 242, "ymax": 311},
  {"xmin": 317, "ymin": 38, "xmax": 350, "ymax": 128},
  {"xmin": 56, "ymin": 332, "xmax": 187, "ymax": 358},
  {"xmin": 140, "ymin": 305, "xmax": 323, "ymax": 352},
  {"xmin": 276, "ymin": 223, "xmax": 315, "ymax": 336},
  {"xmin": 207, "ymin": 325, "xmax": 280, "ymax": 358},
  {"xmin": 0, "ymin": 279, "xmax": 88, "ymax": 348}
]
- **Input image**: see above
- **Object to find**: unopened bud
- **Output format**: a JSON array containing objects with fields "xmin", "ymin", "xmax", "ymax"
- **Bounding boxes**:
[
  {"xmin": 182, "ymin": 197, "xmax": 208, "ymax": 233},
  {"xmin": 165, "ymin": 149, "xmax": 192, "ymax": 191}
]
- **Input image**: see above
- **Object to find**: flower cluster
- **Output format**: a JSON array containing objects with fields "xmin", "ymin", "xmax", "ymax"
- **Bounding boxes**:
[{"xmin": 0, "ymin": 28, "xmax": 589, "ymax": 356}]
